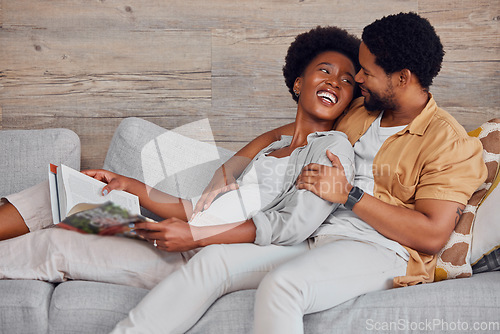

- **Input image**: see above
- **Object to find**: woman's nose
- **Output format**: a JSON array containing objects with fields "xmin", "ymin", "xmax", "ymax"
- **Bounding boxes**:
[{"xmin": 325, "ymin": 75, "xmax": 339, "ymax": 87}]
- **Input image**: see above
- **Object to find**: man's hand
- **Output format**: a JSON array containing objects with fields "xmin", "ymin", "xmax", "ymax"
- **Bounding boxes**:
[{"xmin": 296, "ymin": 150, "xmax": 351, "ymax": 204}]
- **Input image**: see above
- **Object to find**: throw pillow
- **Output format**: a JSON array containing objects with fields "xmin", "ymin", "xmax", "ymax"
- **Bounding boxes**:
[
  {"xmin": 471, "ymin": 173, "xmax": 500, "ymax": 273},
  {"xmin": 434, "ymin": 118, "xmax": 500, "ymax": 281}
]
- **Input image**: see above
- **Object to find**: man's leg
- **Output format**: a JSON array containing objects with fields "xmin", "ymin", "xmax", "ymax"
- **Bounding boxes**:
[
  {"xmin": 111, "ymin": 241, "xmax": 310, "ymax": 334},
  {"xmin": 254, "ymin": 238, "xmax": 408, "ymax": 334}
]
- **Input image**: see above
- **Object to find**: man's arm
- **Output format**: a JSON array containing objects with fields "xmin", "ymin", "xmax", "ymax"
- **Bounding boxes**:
[
  {"xmin": 296, "ymin": 151, "xmax": 463, "ymax": 255},
  {"xmin": 351, "ymin": 196, "xmax": 462, "ymax": 255}
]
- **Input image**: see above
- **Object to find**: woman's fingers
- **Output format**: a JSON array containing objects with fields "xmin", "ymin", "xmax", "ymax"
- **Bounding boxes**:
[
  {"xmin": 192, "ymin": 182, "xmax": 239, "ymax": 217},
  {"xmin": 101, "ymin": 178, "xmax": 124, "ymax": 195}
]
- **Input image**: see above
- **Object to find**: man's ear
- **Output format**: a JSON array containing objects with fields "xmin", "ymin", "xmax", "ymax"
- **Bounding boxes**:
[{"xmin": 398, "ymin": 69, "xmax": 412, "ymax": 87}]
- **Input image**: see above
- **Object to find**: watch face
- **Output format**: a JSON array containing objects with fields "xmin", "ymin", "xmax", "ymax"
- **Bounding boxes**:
[
  {"xmin": 351, "ymin": 187, "xmax": 364, "ymax": 199},
  {"xmin": 346, "ymin": 186, "xmax": 364, "ymax": 210}
]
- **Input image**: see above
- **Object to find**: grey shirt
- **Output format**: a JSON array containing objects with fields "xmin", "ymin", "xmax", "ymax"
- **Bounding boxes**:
[{"xmin": 241, "ymin": 130, "xmax": 355, "ymax": 246}]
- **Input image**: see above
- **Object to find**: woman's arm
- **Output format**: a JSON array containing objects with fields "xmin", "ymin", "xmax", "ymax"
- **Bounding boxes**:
[
  {"xmin": 133, "ymin": 218, "xmax": 257, "ymax": 252},
  {"xmin": 82, "ymin": 169, "xmax": 191, "ymax": 221},
  {"xmin": 193, "ymin": 122, "xmax": 296, "ymax": 214}
]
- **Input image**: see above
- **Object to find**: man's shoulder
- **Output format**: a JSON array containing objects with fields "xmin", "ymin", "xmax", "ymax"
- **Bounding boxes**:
[
  {"xmin": 424, "ymin": 104, "xmax": 470, "ymax": 140},
  {"xmin": 335, "ymin": 97, "xmax": 379, "ymax": 144}
]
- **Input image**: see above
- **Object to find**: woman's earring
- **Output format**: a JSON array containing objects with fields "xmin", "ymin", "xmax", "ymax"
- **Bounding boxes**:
[{"xmin": 294, "ymin": 90, "xmax": 300, "ymax": 98}]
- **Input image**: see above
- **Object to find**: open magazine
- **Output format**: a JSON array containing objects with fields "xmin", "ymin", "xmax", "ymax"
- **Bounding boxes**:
[
  {"xmin": 58, "ymin": 201, "xmax": 151, "ymax": 238},
  {"xmin": 48, "ymin": 164, "xmax": 154, "ymax": 238}
]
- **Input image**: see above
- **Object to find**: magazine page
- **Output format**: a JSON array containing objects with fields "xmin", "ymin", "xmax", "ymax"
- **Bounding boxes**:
[
  {"xmin": 59, "ymin": 164, "xmax": 141, "ymax": 218},
  {"xmin": 58, "ymin": 201, "xmax": 150, "ymax": 239}
]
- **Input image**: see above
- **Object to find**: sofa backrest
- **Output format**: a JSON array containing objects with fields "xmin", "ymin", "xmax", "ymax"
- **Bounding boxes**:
[
  {"xmin": 0, "ymin": 128, "xmax": 81, "ymax": 197},
  {"xmin": 103, "ymin": 117, "xmax": 235, "ymax": 203}
]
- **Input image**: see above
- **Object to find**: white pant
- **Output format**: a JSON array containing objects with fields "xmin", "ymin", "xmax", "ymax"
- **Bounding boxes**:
[
  {"xmin": 0, "ymin": 227, "xmax": 195, "ymax": 289},
  {"xmin": 1, "ymin": 182, "xmax": 194, "ymax": 289},
  {"xmin": 3, "ymin": 183, "xmax": 407, "ymax": 333},
  {"xmin": 112, "ymin": 238, "xmax": 407, "ymax": 334}
]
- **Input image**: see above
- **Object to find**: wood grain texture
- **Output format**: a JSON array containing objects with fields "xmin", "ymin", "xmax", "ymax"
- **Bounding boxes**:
[{"xmin": 0, "ymin": 0, "xmax": 498, "ymax": 169}]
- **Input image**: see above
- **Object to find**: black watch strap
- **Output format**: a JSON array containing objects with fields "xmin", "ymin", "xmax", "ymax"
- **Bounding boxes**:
[{"xmin": 344, "ymin": 186, "xmax": 364, "ymax": 210}]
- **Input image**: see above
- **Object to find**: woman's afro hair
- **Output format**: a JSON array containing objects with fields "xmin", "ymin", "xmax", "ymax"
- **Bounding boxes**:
[
  {"xmin": 283, "ymin": 26, "xmax": 361, "ymax": 102},
  {"xmin": 362, "ymin": 12, "xmax": 444, "ymax": 89}
]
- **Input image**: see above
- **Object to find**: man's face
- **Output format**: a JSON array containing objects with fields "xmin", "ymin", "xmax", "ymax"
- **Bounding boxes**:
[{"xmin": 355, "ymin": 43, "xmax": 398, "ymax": 112}]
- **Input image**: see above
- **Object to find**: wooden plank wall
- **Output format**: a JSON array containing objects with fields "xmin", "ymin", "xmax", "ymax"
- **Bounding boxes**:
[{"xmin": 0, "ymin": 0, "xmax": 498, "ymax": 169}]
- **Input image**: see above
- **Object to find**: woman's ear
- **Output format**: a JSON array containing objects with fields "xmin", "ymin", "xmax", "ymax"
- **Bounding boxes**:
[{"xmin": 293, "ymin": 77, "xmax": 302, "ymax": 97}]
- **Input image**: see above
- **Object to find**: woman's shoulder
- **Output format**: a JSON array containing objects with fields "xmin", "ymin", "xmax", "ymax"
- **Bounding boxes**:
[{"xmin": 307, "ymin": 131, "xmax": 352, "ymax": 154}]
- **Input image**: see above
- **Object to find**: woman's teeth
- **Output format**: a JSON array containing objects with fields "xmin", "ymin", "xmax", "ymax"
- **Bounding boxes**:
[{"xmin": 317, "ymin": 91, "xmax": 337, "ymax": 104}]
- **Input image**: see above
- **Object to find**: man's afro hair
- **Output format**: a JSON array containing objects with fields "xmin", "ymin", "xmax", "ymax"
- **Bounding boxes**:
[
  {"xmin": 362, "ymin": 12, "xmax": 444, "ymax": 89},
  {"xmin": 283, "ymin": 26, "xmax": 361, "ymax": 102}
]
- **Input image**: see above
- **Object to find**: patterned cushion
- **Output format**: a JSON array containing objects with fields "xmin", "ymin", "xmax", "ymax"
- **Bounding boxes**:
[
  {"xmin": 434, "ymin": 118, "xmax": 500, "ymax": 281},
  {"xmin": 471, "ymin": 173, "xmax": 500, "ymax": 273}
]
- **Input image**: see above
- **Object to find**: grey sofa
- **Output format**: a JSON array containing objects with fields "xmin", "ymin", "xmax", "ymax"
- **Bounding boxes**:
[{"xmin": 1, "ymin": 117, "xmax": 499, "ymax": 334}]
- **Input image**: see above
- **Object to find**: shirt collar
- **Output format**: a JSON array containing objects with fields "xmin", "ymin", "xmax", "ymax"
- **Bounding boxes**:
[
  {"xmin": 265, "ymin": 130, "xmax": 337, "ymax": 153},
  {"xmin": 402, "ymin": 93, "xmax": 438, "ymax": 136},
  {"xmin": 280, "ymin": 130, "xmax": 337, "ymax": 144}
]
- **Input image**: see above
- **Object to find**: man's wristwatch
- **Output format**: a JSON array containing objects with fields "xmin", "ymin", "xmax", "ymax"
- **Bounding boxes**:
[{"xmin": 344, "ymin": 186, "xmax": 364, "ymax": 210}]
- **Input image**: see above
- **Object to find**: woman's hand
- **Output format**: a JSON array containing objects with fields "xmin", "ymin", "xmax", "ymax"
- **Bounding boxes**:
[
  {"xmin": 82, "ymin": 169, "xmax": 133, "ymax": 196},
  {"xmin": 296, "ymin": 150, "xmax": 352, "ymax": 204},
  {"xmin": 134, "ymin": 218, "xmax": 200, "ymax": 252},
  {"xmin": 192, "ymin": 165, "xmax": 239, "ymax": 216}
]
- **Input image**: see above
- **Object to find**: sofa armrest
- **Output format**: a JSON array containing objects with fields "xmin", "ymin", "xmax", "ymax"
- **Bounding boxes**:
[{"xmin": 0, "ymin": 128, "xmax": 81, "ymax": 197}]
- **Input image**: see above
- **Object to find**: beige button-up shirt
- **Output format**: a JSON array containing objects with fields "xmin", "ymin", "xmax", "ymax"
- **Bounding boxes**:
[{"xmin": 335, "ymin": 95, "xmax": 487, "ymax": 286}]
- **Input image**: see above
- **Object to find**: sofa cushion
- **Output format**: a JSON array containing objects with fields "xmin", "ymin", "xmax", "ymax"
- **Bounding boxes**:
[
  {"xmin": 192, "ymin": 273, "xmax": 500, "ymax": 334},
  {"xmin": 48, "ymin": 273, "xmax": 499, "ymax": 334},
  {"xmin": 48, "ymin": 281, "xmax": 149, "ymax": 334},
  {"xmin": 435, "ymin": 119, "xmax": 500, "ymax": 281},
  {"xmin": 0, "ymin": 128, "xmax": 81, "ymax": 197},
  {"xmin": 0, "ymin": 280, "xmax": 54, "ymax": 334}
]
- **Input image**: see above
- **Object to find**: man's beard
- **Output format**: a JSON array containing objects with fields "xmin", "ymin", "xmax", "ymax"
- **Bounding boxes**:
[{"xmin": 362, "ymin": 85, "xmax": 398, "ymax": 112}]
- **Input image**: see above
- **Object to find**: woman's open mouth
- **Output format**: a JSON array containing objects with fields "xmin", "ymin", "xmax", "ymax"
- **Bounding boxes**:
[{"xmin": 317, "ymin": 90, "xmax": 338, "ymax": 105}]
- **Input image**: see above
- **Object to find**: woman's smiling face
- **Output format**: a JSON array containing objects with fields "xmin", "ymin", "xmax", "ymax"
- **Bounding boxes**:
[{"xmin": 294, "ymin": 51, "xmax": 356, "ymax": 122}]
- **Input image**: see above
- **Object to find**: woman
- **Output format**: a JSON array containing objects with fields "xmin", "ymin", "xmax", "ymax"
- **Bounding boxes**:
[
  {"xmin": 0, "ymin": 26, "xmax": 358, "ymax": 291},
  {"xmin": 109, "ymin": 26, "xmax": 363, "ymax": 333}
]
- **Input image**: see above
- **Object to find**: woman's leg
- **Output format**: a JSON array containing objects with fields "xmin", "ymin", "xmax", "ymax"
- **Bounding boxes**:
[
  {"xmin": 0, "ymin": 181, "xmax": 53, "ymax": 240},
  {"xmin": 0, "ymin": 199, "xmax": 29, "ymax": 240},
  {"xmin": 111, "ymin": 241, "xmax": 310, "ymax": 334},
  {"xmin": 254, "ymin": 238, "xmax": 408, "ymax": 334},
  {"xmin": 0, "ymin": 227, "xmax": 188, "ymax": 289}
]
